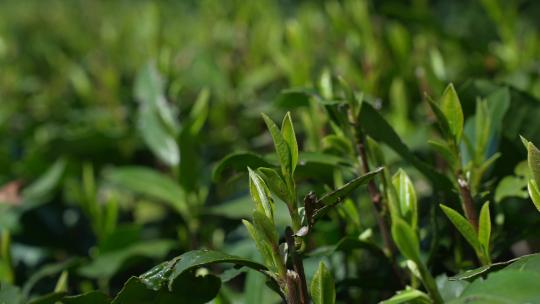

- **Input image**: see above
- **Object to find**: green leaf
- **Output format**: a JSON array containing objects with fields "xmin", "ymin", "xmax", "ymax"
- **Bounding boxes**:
[
  {"xmin": 248, "ymin": 168, "xmax": 274, "ymax": 221},
  {"xmin": 78, "ymin": 240, "xmax": 175, "ymax": 279},
  {"xmin": 22, "ymin": 159, "xmax": 66, "ymax": 206},
  {"xmin": 257, "ymin": 167, "xmax": 289, "ymax": 203},
  {"xmin": 105, "ymin": 166, "xmax": 188, "ymax": 218},
  {"xmin": 313, "ymin": 167, "xmax": 382, "ymax": 220},
  {"xmin": 440, "ymin": 205, "xmax": 482, "ymax": 254},
  {"xmin": 252, "ymin": 210, "xmax": 279, "ymax": 248},
  {"xmin": 392, "ymin": 169, "xmax": 418, "ymax": 228},
  {"xmin": 168, "ymin": 249, "xmax": 267, "ymax": 290},
  {"xmin": 134, "ymin": 62, "xmax": 178, "ymax": 134},
  {"xmin": 391, "ymin": 218, "xmax": 420, "ymax": 263},
  {"xmin": 478, "ymin": 202, "xmax": 491, "ymax": 256},
  {"xmin": 428, "ymin": 139, "xmax": 458, "ymax": 169},
  {"xmin": 137, "ymin": 105, "xmax": 179, "ymax": 167},
  {"xmin": 275, "ymin": 89, "xmax": 313, "ymax": 108},
  {"xmin": 188, "ymin": 88, "xmax": 210, "ymax": 135},
  {"xmin": 262, "ymin": 113, "xmax": 291, "ymax": 175},
  {"xmin": 22, "ymin": 259, "xmax": 81, "ymax": 297},
  {"xmin": 528, "ymin": 141, "xmax": 540, "ymax": 188},
  {"xmin": 212, "ymin": 152, "xmax": 274, "ymax": 182},
  {"xmin": 528, "ymin": 179, "xmax": 540, "ymax": 212},
  {"xmin": 474, "ymin": 99, "xmax": 491, "ymax": 163},
  {"xmin": 358, "ymin": 103, "xmax": 455, "ymax": 197},
  {"xmin": 243, "ymin": 220, "xmax": 276, "ymax": 271},
  {"xmin": 380, "ymin": 288, "xmax": 431, "ymax": 304},
  {"xmin": 317, "ymin": 167, "xmax": 383, "ymax": 207},
  {"xmin": 450, "ymin": 270, "xmax": 540, "ymax": 304},
  {"xmin": 426, "ymin": 97, "xmax": 453, "ymax": 141},
  {"xmin": 0, "ymin": 282, "xmax": 23, "ymax": 304},
  {"xmin": 281, "ymin": 112, "xmax": 298, "ymax": 173},
  {"xmin": 440, "ymin": 83, "xmax": 464, "ymax": 142},
  {"xmin": 310, "ymin": 262, "xmax": 335, "ymax": 304},
  {"xmin": 494, "ymin": 176, "xmax": 528, "ymax": 203},
  {"xmin": 27, "ymin": 292, "xmax": 65, "ymax": 304}
]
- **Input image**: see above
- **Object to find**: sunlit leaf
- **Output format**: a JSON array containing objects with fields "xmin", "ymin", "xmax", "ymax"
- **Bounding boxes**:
[{"xmin": 310, "ymin": 262, "xmax": 335, "ymax": 304}]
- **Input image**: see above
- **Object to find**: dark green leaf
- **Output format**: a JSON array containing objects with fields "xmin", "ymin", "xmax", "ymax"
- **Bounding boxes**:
[
  {"xmin": 358, "ymin": 103, "xmax": 455, "ymax": 197},
  {"xmin": 168, "ymin": 249, "xmax": 267, "ymax": 290}
]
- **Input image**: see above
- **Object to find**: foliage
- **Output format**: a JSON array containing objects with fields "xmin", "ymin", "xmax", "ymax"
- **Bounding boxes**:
[{"xmin": 2, "ymin": 0, "xmax": 540, "ymax": 303}]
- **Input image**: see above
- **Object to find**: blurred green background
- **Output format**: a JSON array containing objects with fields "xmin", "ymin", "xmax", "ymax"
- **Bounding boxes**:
[{"xmin": 2, "ymin": 0, "xmax": 540, "ymax": 302}]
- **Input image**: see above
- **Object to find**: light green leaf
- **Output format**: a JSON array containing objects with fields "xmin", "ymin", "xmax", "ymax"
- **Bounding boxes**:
[
  {"xmin": 257, "ymin": 167, "xmax": 289, "ymax": 204},
  {"xmin": 248, "ymin": 168, "xmax": 274, "ymax": 221},
  {"xmin": 189, "ymin": 88, "xmax": 210, "ymax": 135},
  {"xmin": 310, "ymin": 262, "xmax": 335, "ymax": 304},
  {"xmin": 281, "ymin": 112, "xmax": 298, "ymax": 173},
  {"xmin": 426, "ymin": 97, "xmax": 453, "ymax": 142},
  {"xmin": 528, "ymin": 142, "xmax": 540, "ymax": 189},
  {"xmin": 262, "ymin": 113, "xmax": 291, "ymax": 175},
  {"xmin": 252, "ymin": 210, "xmax": 278, "ymax": 247},
  {"xmin": 380, "ymin": 288, "xmax": 431, "ymax": 304},
  {"xmin": 440, "ymin": 205, "xmax": 482, "ymax": 254},
  {"xmin": 450, "ymin": 270, "xmax": 540, "ymax": 304},
  {"xmin": 137, "ymin": 105, "xmax": 179, "ymax": 167},
  {"xmin": 528, "ymin": 179, "xmax": 540, "ymax": 212},
  {"xmin": 105, "ymin": 167, "xmax": 188, "ymax": 218},
  {"xmin": 392, "ymin": 169, "xmax": 418, "ymax": 228},
  {"xmin": 391, "ymin": 218, "xmax": 421, "ymax": 263},
  {"xmin": 494, "ymin": 176, "xmax": 528, "ymax": 203},
  {"xmin": 242, "ymin": 220, "xmax": 275, "ymax": 271},
  {"xmin": 478, "ymin": 202, "xmax": 491, "ymax": 256},
  {"xmin": 440, "ymin": 83, "xmax": 464, "ymax": 143}
]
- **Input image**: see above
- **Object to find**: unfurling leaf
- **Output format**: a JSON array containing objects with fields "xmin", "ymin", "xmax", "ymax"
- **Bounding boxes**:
[
  {"xmin": 262, "ymin": 113, "xmax": 291, "ymax": 175},
  {"xmin": 392, "ymin": 169, "xmax": 418, "ymax": 228},
  {"xmin": 310, "ymin": 262, "xmax": 335, "ymax": 304},
  {"xmin": 281, "ymin": 112, "xmax": 299, "ymax": 173},
  {"xmin": 478, "ymin": 202, "xmax": 491, "ymax": 256},
  {"xmin": 248, "ymin": 168, "xmax": 274, "ymax": 221},
  {"xmin": 440, "ymin": 83, "xmax": 464, "ymax": 143}
]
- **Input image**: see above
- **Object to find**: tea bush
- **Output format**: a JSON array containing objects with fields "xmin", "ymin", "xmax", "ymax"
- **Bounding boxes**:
[{"xmin": 1, "ymin": 0, "xmax": 540, "ymax": 303}]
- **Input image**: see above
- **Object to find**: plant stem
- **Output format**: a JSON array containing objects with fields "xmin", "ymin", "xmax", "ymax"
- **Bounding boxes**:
[
  {"xmin": 285, "ymin": 227, "xmax": 309, "ymax": 304},
  {"xmin": 349, "ymin": 115, "xmax": 395, "ymax": 255},
  {"xmin": 418, "ymin": 262, "xmax": 444, "ymax": 304},
  {"xmin": 457, "ymin": 173, "xmax": 479, "ymax": 231}
]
